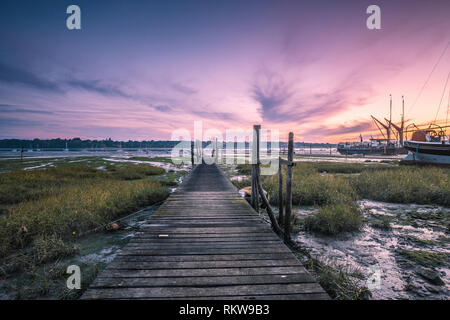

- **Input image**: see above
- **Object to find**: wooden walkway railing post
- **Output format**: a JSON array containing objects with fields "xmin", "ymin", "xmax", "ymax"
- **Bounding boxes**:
[
  {"xmin": 214, "ymin": 138, "xmax": 219, "ymax": 163},
  {"xmin": 249, "ymin": 126, "xmax": 296, "ymax": 243},
  {"xmin": 284, "ymin": 132, "xmax": 294, "ymax": 242},
  {"xmin": 250, "ymin": 125, "xmax": 296, "ymax": 242},
  {"xmin": 191, "ymin": 142, "xmax": 194, "ymax": 167},
  {"xmin": 278, "ymin": 157, "xmax": 284, "ymax": 226},
  {"xmin": 251, "ymin": 125, "xmax": 261, "ymax": 211}
]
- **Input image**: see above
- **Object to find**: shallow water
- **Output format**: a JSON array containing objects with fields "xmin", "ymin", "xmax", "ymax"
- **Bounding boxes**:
[
  {"xmin": 294, "ymin": 200, "xmax": 450, "ymax": 300},
  {"xmin": 69, "ymin": 206, "xmax": 159, "ymax": 265},
  {"xmin": 1, "ymin": 148, "xmax": 404, "ymax": 165},
  {"xmin": 102, "ymin": 157, "xmax": 189, "ymax": 172},
  {"xmin": 0, "ymin": 149, "xmax": 172, "ymax": 159}
]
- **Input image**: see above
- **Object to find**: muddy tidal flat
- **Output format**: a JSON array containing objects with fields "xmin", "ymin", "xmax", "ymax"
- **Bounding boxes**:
[
  {"xmin": 295, "ymin": 200, "xmax": 449, "ymax": 300},
  {"xmin": 223, "ymin": 158, "xmax": 449, "ymax": 300}
]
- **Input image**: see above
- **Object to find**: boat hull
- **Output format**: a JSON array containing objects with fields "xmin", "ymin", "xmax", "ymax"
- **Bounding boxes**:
[
  {"xmin": 402, "ymin": 141, "xmax": 450, "ymax": 166},
  {"xmin": 401, "ymin": 151, "xmax": 450, "ymax": 166},
  {"xmin": 404, "ymin": 141, "xmax": 450, "ymax": 156}
]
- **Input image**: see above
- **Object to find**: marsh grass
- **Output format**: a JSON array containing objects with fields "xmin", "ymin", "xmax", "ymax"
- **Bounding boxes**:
[
  {"xmin": 231, "ymin": 178, "xmax": 252, "ymax": 190},
  {"xmin": 370, "ymin": 215, "xmax": 392, "ymax": 230},
  {"xmin": 0, "ymin": 164, "xmax": 169, "ymax": 267},
  {"xmin": 235, "ymin": 164, "xmax": 252, "ymax": 175},
  {"xmin": 299, "ymin": 161, "xmax": 395, "ymax": 174},
  {"xmin": 111, "ymin": 164, "xmax": 165, "ymax": 180},
  {"xmin": 303, "ymin": 256, "xmax": 371, "ymax": 300},
  {"xmin": 303, "ymin": 203, "xmax": 364, "ymax": 235},
  {"xmin": 353, "ymin": 167, "xmax": 450, "ymax": 206},
  {"xmin": 233, "ymin": 162, "xmax": 449, "ymax": 235},
  {"xmin": 401, "ymin": 235, "xmax": 436, "ymax": 246},
  {"xmin": 399, "ymin": 249, "xmax": 448, "ymax": 266},
  {"xmin": 7, "ymin": 260, "xmax": 101, "ymax": 300}
]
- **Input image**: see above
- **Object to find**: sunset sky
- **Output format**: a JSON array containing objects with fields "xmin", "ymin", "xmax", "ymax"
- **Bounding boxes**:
[{"xmin": 0, "ymin": 0, "xmax": 449, "ymax": 143}]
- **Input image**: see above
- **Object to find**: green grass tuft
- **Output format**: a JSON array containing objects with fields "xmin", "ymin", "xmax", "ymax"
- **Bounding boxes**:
[
  {"xmin": 304, "ymin": 257, "xmax": 371, "ymax": 300},
  {"xmin": 399, "ymin": 249, "xmax": 448, "ymax": 266},
  {"xmin": 303, "ymin": 203, "xmax": 364, "ymax": 235},
  {"xmin": 370, "ymin": 216, "xmax": 392, "ymax": 230}
]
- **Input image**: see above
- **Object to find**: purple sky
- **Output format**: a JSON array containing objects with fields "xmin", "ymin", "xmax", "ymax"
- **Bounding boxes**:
[{"xmin": 0, "ymin": 0, "xmax": 449, "ymax": 142}]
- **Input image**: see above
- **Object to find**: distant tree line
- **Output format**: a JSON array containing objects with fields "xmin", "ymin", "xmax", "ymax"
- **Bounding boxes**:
[
  {"xmin": 0, "ymin": 138, "xmax": 180, "ymax": 149},
  {"xmin": 0, "ymin": 138, "xmax": 336, "ymax": 149}
]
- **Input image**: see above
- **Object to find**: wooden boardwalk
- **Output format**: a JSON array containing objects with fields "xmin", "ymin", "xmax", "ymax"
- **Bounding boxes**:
[{"xmin": 82, "ymin": 164, "xmax": 329, "ymax": 300}]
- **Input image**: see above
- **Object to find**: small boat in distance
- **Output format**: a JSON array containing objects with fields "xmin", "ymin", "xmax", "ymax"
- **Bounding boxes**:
[
  {"xmin": 63, "ymin": 142, "xmax": 69, "ymax": 152},
  {"xmin": 402, "ymin": 124, "xmax": 450, "ymax": 166},
  {"xmin": 337, "ymin": 136, "xmax": 406, "ymax": 155},
  {"xmin": 337, "ymin": 95, "xmax": 408, "ymax": 155}
]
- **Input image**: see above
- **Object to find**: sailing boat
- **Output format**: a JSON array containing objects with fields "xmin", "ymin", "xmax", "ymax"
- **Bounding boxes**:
[
  {"xmin": 63, "ymin": 142, "xmax": 69, "ymax": 152},
  {"xmin": 337, "ymin": 95, "xmax": 407, "ymax": 155}
]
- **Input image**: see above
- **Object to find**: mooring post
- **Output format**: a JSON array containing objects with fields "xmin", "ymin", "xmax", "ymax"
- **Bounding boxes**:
[
  {"xmin": 196, "ymin": 139, "xmax": 202, "ymax": 164},
  {"xmin": 251, "ymin": 165, "xmax": 256, "ymax": 209},
  {"xmin": 284, "ymin": 132, "xmax": 294, "ymax": 242},
  {"xmin": 215, "ymin": 137, "xmax": 219, "ymax": 163},
  {"xmin": 191, "ymin": 142, "xmax": 194, "ymax": 167},
  {"xmin": 278, "ymin": 157, "xmax": 284, "ymax": 226},
  {"xmin": 251, "ymin": 125, "xmax": 261, "ymax": 211},
  {"xmin": 201, "ymin": 140, "xmax": 205, "ymax": 164}
]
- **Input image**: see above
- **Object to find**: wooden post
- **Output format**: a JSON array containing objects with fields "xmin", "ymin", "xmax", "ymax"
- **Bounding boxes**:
[
  {"xmin": 201, "ymin": 141, "xmax": 205, "ymax": 164},
  {"xmin": 251, "ymin": 165, "xmax": 257, "ymax": 209},
  {"xmin": 215, "ymin": 137, "xmax": 218, "ymax": 163},
  {"xmin": 251, "ymin": 125, "xmax": 261, "ymax": 211},
  {"xmin": 191, "ymin": 143, "xmax": 194, "ymax": 167},
  {"xmin": 278, "ymin": 157, "xmax": 284, "ymax": 226},
  {"xmin": 284, "ymin": 132, "xmax": 294, "ymax": 242}
]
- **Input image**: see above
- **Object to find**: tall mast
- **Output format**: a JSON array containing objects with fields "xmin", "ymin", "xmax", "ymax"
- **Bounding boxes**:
[
  {"xmin": 388, "ymin": 94, "xmax": 392, "ymax": 143},
  {"xmin": 401, "ymin": 95, "xmax": 405, "ymax": 145}
]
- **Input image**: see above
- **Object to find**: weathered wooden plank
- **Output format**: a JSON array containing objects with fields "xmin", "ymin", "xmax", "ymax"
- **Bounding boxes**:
[
  {"xmin": 133, "ymin": 233, "xmax": 280, "ymax": 239},
  {"xmin": 91, "ymin": 274, "xmax": 316, "ymax": 288},
  {"xmin": 114, "ymin": 253, "xmax": 296, "ymax": 262},
  {"xmin": 101, "ymin": 293, "xmax": 330, "ymax": 300},
  {"xmin": 143, "ymin": 222, "xmax": 264, "ymax": 227},
  {"xmin": 120, "ymin": 248, "xmax": 292, "ymax": 255},
  {"xmin": 125, "ymin": 243, "xmax": 285, "ymax": 249},
  {"xmin": 141, "ymin": 225, "xmax": 271, "ymax": 230},
  {"xmin": 126, "ymin": 242, "xmax": 283, "ymax": 247},
  {"xmin": 93, "ymin": 266, "xmax": 308, "ymax": 278},
  {"xmin": 82, "ymin": 283, "xmax": 325, "ymax": 299},
  {"xmin": 138, "ymin": 293, "xmax": 331, "ymax": 300},
  {"xmin": 106, "ymin": 259, "xmax": 302, "ymax": 270},
  {"xmin": 129, "ymin": 236, "xmax": 280, "ymax": 243}
]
